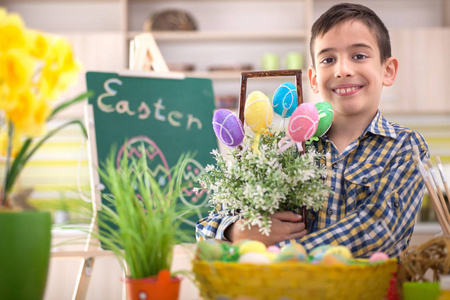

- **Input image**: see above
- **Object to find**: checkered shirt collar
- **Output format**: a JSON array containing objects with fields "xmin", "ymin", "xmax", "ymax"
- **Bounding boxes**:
[{"xmin": 364, "ymin": 110, "xmax": 397, "ymax": 140}]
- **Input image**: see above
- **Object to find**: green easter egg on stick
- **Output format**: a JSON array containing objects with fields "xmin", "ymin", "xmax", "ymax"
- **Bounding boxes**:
[{"xmin": 314, "ymin": 101, "xmax": 333, "ymax": 138}]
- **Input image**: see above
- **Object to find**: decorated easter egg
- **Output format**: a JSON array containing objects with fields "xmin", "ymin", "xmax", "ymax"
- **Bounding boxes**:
[
  {"xmin": 267, "ymin": 245, "xmax": 281, "ymax": 255},
  {"xmin": 323, "ymin": 245, "xmax": 353, "ymax": 260},
  {"xmin": 321, "ymin": 253, "xmax": 348, "ymax": 266},
  {"xmin": 274, "ymin": 243, "xmax": 307, "ymax": 262},
  {"xmin": 220, "ymin": 243, "xmax": 240, "ymax": 262},
  {"xmin": 238, "ymin": 240, "xmax": 267, "ymax": 255},
  {"xmin": 310, "ymin": 245, "xmax": 333, "ymax": 261},
  {"xmin": 238, "ymin": 252, "xmax": 271, "ymax": 264},
  {"xmin": 196, "ymin": 240, "xmax": 224, "ymax": 261},
  {"xmin": 369, "ymin": 252, "xmax": 389, "ymax": 263},
  {"xmin": 212, "ymin": 109, "xmax": 245, "ymax": 147},
  {"xmin": 272, "ymin": 82, "xmax": 297, "ymax": 118},
  {"xmin": 288, "ymin": 103, "xmax": 319, "ymax": 143},
  {"xmin": 314, "ymin": 101, "xmax": 333, "ymax": 138},
  {"xmin": 244, "ymin": 91, "xmax": 273, "ymax": 133},
  {"xmin": 263, "ymin": 251, "xmax": 277, "ymax": 262}
]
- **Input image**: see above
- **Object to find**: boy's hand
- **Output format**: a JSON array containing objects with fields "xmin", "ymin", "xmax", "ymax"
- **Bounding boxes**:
[{"xmin": 224, "ymin": 211, "xmax": 307, "ymax": 246}]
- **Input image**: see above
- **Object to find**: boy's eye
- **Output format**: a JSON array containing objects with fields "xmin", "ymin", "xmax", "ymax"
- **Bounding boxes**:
[
  {"xmin": 320, "ymin": 58, "xmax": 335, "ymax": 64},
  {"xmin": 353, "ymin": 54, "xmax": 367, "ymax": 60}
]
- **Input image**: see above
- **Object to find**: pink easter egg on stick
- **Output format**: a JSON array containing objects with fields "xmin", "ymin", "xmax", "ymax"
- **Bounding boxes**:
[
  {"xmin": 288, "ymin": 103, "xmax": 319, "ymax": 143},
  {"xmin": 212, "ymin": 109, "xmax": 245, "ymax": 147}
]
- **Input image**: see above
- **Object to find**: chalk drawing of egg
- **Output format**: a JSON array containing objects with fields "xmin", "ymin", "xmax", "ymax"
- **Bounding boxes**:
[
  {"xmin": 179, "ymin": 158, "xmax": 210, "ymax": 208},
  {"xmin": 117, "ymin": 136, "xmax": 170, "ymax": 187}
]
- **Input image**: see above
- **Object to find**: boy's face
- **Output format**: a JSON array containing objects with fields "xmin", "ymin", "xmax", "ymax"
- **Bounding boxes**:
[{"xmin": 308, "ymin": 20, "xmax": 398, "ymax": 119}]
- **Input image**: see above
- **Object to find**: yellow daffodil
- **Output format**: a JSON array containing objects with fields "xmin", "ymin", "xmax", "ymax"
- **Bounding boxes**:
[
  {"xmin": 0, "ymin": 8, "xmax": 88, "ymax": 206},
  {"xmin": 6, "ymin": 88, "xmax": 36, "ymax": 131},
  {"xmin": 39, "ymin": 36, "xmax": 80, "ymax": 99},
  {"xmin": 27, "ymin": 30, "xmax": 49, "ymax": 59},
  {"xmin": 0, "ymin": 8, "xmax": 26, "ymax": 53},
  {"xmin": 0, "ymin": 49, "xmax": 34, "ymax": 92}
]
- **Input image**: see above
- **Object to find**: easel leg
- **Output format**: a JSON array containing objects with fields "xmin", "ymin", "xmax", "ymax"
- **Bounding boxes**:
[{"xmin": 72, "ymin": 257, "xmax": 95, "ymax": 300}]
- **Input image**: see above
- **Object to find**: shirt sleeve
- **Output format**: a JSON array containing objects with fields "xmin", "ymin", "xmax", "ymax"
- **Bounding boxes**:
[
  {"xmin": 294, "ymin": 131, "xmax": 429, "ymax": 258},
  {"xmin": 195, "ymin": 206, "xmax": 240, "ymax": 242}
]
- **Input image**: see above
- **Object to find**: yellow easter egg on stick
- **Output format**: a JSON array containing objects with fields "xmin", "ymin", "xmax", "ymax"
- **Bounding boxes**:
[{"xmin": 244, "ymin": 91, "xmax": 273, "ymax": 133}]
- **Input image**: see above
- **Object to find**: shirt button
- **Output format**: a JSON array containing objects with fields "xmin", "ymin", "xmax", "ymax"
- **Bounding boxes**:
[
  {"xmin": 327, "ymin": 208, "xmax": 333, "ymax": 215},
  {"xmin": 394, "ymin": 201, "xmax": 400, "ymax": 208},
  {"xmin": 362, "ymin": 177, "xmax": 368, "ymax": 184},
  {"xmin": 333, "ymin": 163, "xmax": 339, "ymax": 169}
]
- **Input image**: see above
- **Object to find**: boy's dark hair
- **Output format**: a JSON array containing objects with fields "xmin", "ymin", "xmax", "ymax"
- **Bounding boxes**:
[{"xmin": 310, "ymin": 3, "xmax": 391, "ymax": 66}]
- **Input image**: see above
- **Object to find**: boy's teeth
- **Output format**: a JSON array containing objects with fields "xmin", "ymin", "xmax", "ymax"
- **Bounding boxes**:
[{"xmin": 335, "ymin": 87, "xmax": 358, "ymax": 94}]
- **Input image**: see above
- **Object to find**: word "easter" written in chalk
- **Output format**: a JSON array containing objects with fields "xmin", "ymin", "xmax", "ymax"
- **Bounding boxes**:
[{"xmin": 96, "ymin": 78, "xmax": 202, "ymax": 131}]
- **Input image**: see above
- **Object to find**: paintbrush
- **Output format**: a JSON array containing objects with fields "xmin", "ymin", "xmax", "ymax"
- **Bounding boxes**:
[
  {"xmin": 413, "ymin": 146, "xmax": 450, "ymax": 234},
  {"xmin": 426, "ymin": 158, "xmax": 450, "ymax": 220},
  {"xmin": 436, "ymin": 156, "xmax": 450, "ymax": 204}
]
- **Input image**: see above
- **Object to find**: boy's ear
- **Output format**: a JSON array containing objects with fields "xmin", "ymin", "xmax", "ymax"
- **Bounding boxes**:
[
  {"xmin": 383, "ymin": 57, "xmax": 399, "ymax": 87},
  {"xmin": 308, "ymin": 65, "xmax": 319, "ymax": 94}
]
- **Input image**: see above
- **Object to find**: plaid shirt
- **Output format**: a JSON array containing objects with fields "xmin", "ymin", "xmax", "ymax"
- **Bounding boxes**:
[{"xmin": 196, "ymin": 111, "xmax": 429, "ymax": 258}]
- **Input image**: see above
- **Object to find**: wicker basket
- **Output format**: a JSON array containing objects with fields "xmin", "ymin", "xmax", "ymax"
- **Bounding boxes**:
[{"xmin": 193, "ymin": 258, "xmax": 398, "ymax": 300}]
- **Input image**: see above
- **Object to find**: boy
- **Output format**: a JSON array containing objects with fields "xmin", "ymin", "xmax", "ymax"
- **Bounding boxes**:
[{"xmin": 196, "ymin": 3, "xmax": 429, "ymax": 258}]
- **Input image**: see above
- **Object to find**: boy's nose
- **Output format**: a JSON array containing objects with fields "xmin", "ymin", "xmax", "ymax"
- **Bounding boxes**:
[{"xmin": 334, "ymin": 59, "xmax": 354, "ymax": 78}]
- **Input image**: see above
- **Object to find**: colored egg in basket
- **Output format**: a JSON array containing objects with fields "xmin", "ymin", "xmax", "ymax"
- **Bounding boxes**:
[
  {"xmin": 238, "ymin": 240, "xmax": 267, "ymax": 255},
  {"xmin": 196, "ymin": 239, "xmax": 224, "ymax": 261},
  {"xmin": 274, "ymin": 243, "xmax": 308, "ymax": 262},
  {"xmin": 369, "ymin": 251, "xmax": 389, "ymax": 263},
  {"xmin": 238, "ymin": 252, "xmax": 272, "ymax": 264}
]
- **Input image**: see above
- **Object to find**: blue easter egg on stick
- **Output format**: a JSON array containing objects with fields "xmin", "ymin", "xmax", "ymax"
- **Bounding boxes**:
[
  {"xmin": 313, "ymin": 101, "xmax": 333, "ymax": 138},
  {"xmin": 212, "ymin": 109, "xmax": 245, "ymax": 147},
  {"xmin": 272, "ymin": 82, "xmax": 298, "ymax": 118}
]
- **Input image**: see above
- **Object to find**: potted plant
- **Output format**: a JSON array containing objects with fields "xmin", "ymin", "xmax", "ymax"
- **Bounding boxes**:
[
  {"xmin": 0, "ymin": 8, "xmax": 90, "ymax": 300},
  {"xmin": 91, "ymin": 146, "xmax": 196, "ymax": 300}
]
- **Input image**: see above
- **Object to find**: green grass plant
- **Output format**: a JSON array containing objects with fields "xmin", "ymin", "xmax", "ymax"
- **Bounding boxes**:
[{"xmin": 95, "ymin": 146, "xmax": 195, "ymax": 279}]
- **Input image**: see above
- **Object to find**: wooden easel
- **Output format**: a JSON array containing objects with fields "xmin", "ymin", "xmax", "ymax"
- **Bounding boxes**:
[
  {"xmin": 129, "ymin": 33, "xmax": 169, "ymax": 72},
  {"xmin": 64, "ymin": 33, "xmax": 173, "ymax": 300}
]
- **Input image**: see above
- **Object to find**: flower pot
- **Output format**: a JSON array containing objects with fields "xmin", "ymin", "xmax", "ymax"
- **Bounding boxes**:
[
  {"xmin": 0, "ymin": 210, "xmax": 52, "ymax": 300},
  {"xmin": 403, "ymin": 282, "xmax": 441, "ymax": 300},
  {"xmin": 124, "ymin": 269, "xmax": 182, "ymax": 300}
]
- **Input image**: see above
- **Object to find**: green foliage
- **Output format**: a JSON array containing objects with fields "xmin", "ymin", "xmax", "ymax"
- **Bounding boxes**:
[
  {"xmin": 95, "ymin": 146, "xmax": 196, "ymax": 279},
  {"xmin": 198, "ymin": 130, "xmax": 331, "ymax": 236}
]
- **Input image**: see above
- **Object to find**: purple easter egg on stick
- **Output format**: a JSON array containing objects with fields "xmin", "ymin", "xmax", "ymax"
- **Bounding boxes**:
[
  {"xmin": 212, "ymin": 109, "xmax": 245, "ymax": 147},
  {"xmin": 288, "ymin": 103, "xmax": 319, "ymax": 142}
]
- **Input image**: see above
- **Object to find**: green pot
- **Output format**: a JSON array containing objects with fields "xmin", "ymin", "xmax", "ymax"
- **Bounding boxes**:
[
  {"xmin": 0, "ymin": 210, "xmax": 52, "ymax": 300},
  {"xmin": 403, "ymin": 282, "xmax": 441, "ymax": 300}
]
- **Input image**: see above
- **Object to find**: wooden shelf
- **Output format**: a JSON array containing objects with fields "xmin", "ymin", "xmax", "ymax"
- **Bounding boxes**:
[
  {"xmin": 127, "ymin": 30, "xmax": 307, "ymax": 42},
  {"xmin": 184, "ymin": 70, "xmax": 309, "ymax": 80}
]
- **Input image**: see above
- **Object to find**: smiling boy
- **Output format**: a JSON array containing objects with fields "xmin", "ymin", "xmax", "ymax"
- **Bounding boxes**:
[{"xmin": 196, "ymin": 3, "xmax": 429, "ymax": 258}]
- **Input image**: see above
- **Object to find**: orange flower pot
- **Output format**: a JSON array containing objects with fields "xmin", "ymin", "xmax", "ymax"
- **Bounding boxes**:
[{"xmin": 124, "ymin": 269, "xmax": 182, "ymax": 300}]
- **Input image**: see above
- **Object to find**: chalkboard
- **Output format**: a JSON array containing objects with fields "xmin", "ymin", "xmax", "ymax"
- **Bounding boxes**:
[{"xmin": 86, "ymin": 71, "xmax": 217, "ymax": 240}]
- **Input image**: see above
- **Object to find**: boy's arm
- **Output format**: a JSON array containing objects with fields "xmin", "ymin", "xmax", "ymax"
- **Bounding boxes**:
[
  {"xmin": 295, "ymin": 132, "xmax": 428, "ymax": 258},
  {"xmin": 195, "ymin": 208, "xmax": 240, "ymax": 241}
]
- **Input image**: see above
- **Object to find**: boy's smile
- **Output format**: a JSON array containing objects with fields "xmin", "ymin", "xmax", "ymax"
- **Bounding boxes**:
[{"xmin": 309, "ymin": 20, "xmax": 398, "ymax": 122}]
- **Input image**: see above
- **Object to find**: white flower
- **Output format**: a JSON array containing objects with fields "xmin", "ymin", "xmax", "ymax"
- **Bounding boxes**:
[
  {"xmin": 204, "ymin": 164, "xmax": 215, "ymax": 172},
  {"xmin": 198, "ymin": 129, "xmax": 331, "ymax": 233}
]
